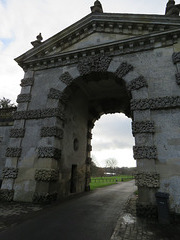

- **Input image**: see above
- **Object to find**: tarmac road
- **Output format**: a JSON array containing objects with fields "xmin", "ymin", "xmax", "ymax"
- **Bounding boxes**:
[{"xmin": 0, "ymin": 181, "xmax": 136, "ymax": 240}]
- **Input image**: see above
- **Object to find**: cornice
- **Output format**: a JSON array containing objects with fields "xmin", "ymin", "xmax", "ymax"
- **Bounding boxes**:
[
  {"xmin": 15, "ymin": 12, "xmax": 180, "ymax": 68},
  {"xmin": 19, "ymin": 27, "xmax": 180, "ymax": 71}
]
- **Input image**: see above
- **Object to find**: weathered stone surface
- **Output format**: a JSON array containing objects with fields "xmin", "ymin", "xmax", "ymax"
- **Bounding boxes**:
[
  {"xmin": 132, "ymin": 121, "xmax": 155, "ymax": 134},
  {"xmin": 2, "ymin": 168, "xmax": 18, "ymax": 179},
  {"xmin": 35, "ymin": 169, "xmax": 59, "ymax": 182},
  {"xmin": 41, "ymin": 127, "xmax": 63, "ymax": 139},
  {"xmin": 133, "ymin": 146, "xmax": 157, "ymax": 159},
  {"xmin": 16, "ymin": 94, "xmax": 31, "ymax": 103},
  {"xmin": 6, "ymin": 147, "xmax": 22, "ymax": 157},
  {"xmin": 115, "ymin": 62, "xmax": 133, "ymax": 79},
  {"xmin": 127, "ymin": 76, "xmax": 147, "ymax": 91},
  {"xmin": 175, "ymin": 73, "xmax": 180, "ymax": 85},
  {"xmin": 134, "ymin": 172, "xmax": 160, "ymax": 188},
  {"xmin": 0, "ymin": 189, "xmax": 14, "ymax": 201},
  {"xmin": 59, "ymin": 72, "xmax": 73, "ymax": 86},
  {"xmin": 131, "ymin": 96, "xmax": 180, "ymax": 111},
  {"xmin": 77, "ymin": 54, "xmax": 111, "ymax": 76},
  {"xmin": 38, "ymin": 147, "xmax": 61, "ymax": 160},
  {"xmin": 33, "ymin": 192, "xmax": 57, "ymax": 203},
  {"xmin": 13, "ymin": 108, "xmax": 64, "ymax": 120},
  {"xmin": 10, "ymin": 128, "xmax": 25, "ymax": 138},
  {"xmin": 172, "ymin": 52, "xmax": 180, "ymax": 64},
  {"xmin": 20, "ymin": 78, "xmax": 34, "ymax": 87}
]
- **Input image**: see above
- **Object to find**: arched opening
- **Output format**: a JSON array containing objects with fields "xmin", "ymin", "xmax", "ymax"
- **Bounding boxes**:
[{"xmin": 61, "ymin": 69, "xmax": 134, "ymax": 194}]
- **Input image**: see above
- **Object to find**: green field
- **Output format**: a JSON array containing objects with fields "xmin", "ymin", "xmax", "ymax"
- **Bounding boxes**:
[{"xmin": 90, "ymin": 175, "xmax": 134, "ymax": 190}]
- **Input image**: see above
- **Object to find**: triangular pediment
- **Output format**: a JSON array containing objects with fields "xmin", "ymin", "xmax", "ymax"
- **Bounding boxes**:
[
  {"xmin": 15, "ymin": 12, "xmax": 180, "ymax": 68},
  {"xmin": 51, "ymin": 32, "xmax": 136, "ymax": 55}
]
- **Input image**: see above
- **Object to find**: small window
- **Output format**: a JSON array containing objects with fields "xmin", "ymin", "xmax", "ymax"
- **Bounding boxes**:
[{"xmin": 73, "ymin": 138, "xmax": 79, "ymax": 151}]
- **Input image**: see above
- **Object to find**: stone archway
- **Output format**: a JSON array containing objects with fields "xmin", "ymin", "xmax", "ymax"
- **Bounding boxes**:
[{"xmin": 1, "ymin": 3, "xmax": 180, "ymax": 217}]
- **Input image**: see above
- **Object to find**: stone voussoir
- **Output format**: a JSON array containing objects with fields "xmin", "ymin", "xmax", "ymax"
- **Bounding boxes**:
[
  {"xmin": 77, "ymin": 54, "xmax": 112, "ymax": 76},
  {"xmin": 127, "ymin": 76, "xmax": 148, "ymax": 91}
]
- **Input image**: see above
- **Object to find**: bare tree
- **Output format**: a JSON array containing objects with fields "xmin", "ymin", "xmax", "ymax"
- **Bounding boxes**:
[
  {"xmin": 0, "ymin": 97, "xmax": 16, "ymax": 108},
  {"xmin": 105, "ymin": 158, "xmax": 117, "ymax": 169}
]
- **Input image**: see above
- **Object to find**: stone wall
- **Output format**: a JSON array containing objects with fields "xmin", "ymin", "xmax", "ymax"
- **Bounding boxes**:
[
  {"xmin": 1, "ymin": 12, "xmax": 180, "ymax": 215},
  {"xmin": 0, "ymin": 108, "xmax": 15, "ymax": 183}
]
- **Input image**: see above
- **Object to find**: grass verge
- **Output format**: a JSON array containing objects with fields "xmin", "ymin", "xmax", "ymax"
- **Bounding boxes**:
[{"xmin": 90, "ymin": 182, "xmax": 116, "ymax": 191}]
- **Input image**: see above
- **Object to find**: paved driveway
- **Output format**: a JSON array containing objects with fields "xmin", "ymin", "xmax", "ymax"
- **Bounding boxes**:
[{"xmin": 0, "ymin": 181, "xmax": 136, "ymax": 240}]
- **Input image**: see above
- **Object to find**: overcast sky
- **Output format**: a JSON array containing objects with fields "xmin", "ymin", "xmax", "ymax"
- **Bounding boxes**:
[{"xmin": 0, "ymin": 0, "xmax": 176, "ymax": 167}]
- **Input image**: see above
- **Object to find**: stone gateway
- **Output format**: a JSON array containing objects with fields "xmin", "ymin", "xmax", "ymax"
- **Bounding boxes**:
[{"xmin": 1, "ymin": 0, "xmax": 180, "ymax": 216}]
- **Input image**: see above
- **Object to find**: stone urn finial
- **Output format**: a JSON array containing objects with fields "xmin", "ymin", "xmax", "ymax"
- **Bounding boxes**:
[
  {"xmin": 91, "ymin": 0, "xmax": 103, "ymax": 13},
  {"xmin": 31, "ymin": 33, "xmax": 43, "ymax": 47},
  {"xmin": 165, "ymin": 0, "xmax": 180, "ymax": 16}
]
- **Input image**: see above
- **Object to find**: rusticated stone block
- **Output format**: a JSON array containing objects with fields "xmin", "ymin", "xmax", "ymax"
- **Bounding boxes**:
[
  {"xmin": 127, "ymin": 76, "xmax": 147, "ymax": 91},
  {"xmin": 40, "ymin": 108, "xmax": 64, "ymax": 119},
  {"xmin": 131, "ymin": 96, "xmax": 180, "ymax": 111},
  {"xmin": 13, "ymin": 108, "xmax": 64, "ymax": 120},
  {"xmin": 35, "ymin": 169, "xmax": 59, "ymax": 182},
  {"xmin": 134, "ymin": 172, "xmax": 160, "ymax": 188},
  {"xmin": 133, "ymin": 146, "xmax": 157, "ymax": 159},
  {"xmin": 0, "ymin": 189, "xmax": 14, "ymax": 201},
  {"xmin": 33, "ymin": 192, "xmax": 57, "ymax": 203},
  {"xmin": 172, "ymin": 52, "xmax": 180, "ymax": 64},
  {"xmin": 115, "ymin": 62, "xmax": 133, "ymax": 79},
  {"xmin": 38, "ymin": 147, "xmax": 61, "ymax": 160},
  {"xmin": 87, "ymin": 131, "xmax": 92, "ymax": 139},
  {"xmin": 175, "ymin": 73, "xmax": 180, "ymax": 85},
  {"xmin": 16, "ymin": 94, "xmax": 31, "ymax": 103},
  {"xmin": 59, "ymin": 72, "xmax": 73, "ymax": 86},
  {"xmin": 10, "ymin": 128, "xmax": 25, "ymax": 138},
  {"xmin": 20, "ymin": 78, "xmax": 34, "ymax": 87},
  {"xmin": 48, "ymin": 88, "xmax": 69, "ymax": 103},
  {"xmin": 2, "ymin": 168, "xmax": 18, "ymax": 179},
  {"xmin": 41, "ymin": 127, "xmax": 63, "ymax": 139},
  {"xmin": 136, "ymin": 203, "xmax": 157, "ymax": 218},
  {"xmin": 13, "ymin": 110, "xmax": 41, "ymax": 120},
  {"xmin": 87, "ymin": 144, "xmax": 92, "ymax": 152},
  {"xmin": 77, "ymin": 54, "xmax": 112, "ymax": 76},
  {"xmin": 86, "ymin": 157, "xmax": 92, "ymax": 165},
  {"xmin": 132, "ymin": 121, "xmax": 155, "ymax": 135},
  {"xmin": 6, "ymin": 147, "xmax": 22, "ymax": 157},
  {"xmin": 86, "ymin": 171, "xmax": 91, "ymax": 179}
]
